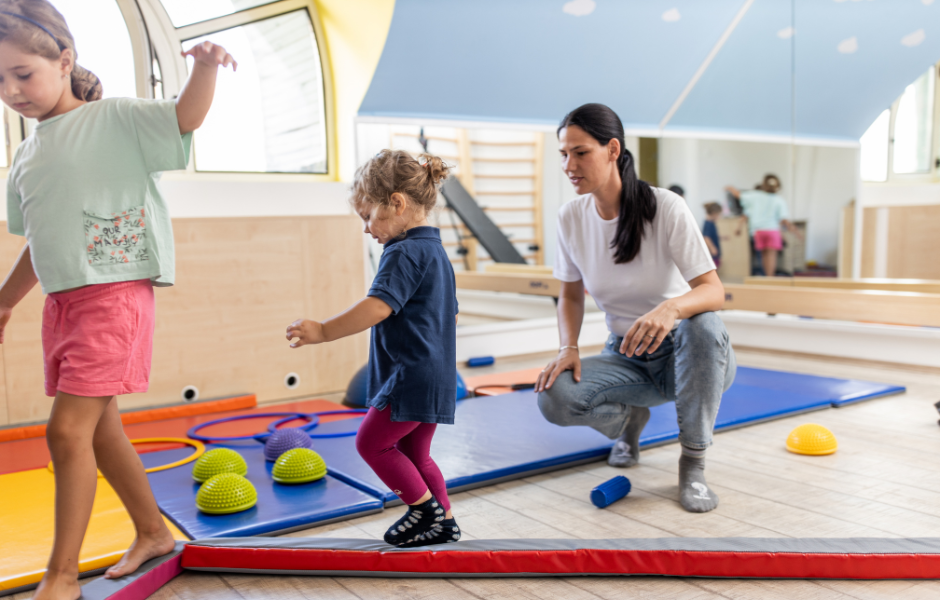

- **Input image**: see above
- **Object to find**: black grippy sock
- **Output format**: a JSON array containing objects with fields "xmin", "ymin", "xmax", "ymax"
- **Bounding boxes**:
[
  {"xmin": 383, "ymin": 496, "xmax": 446, "ymax": 546},
  {"xmin": 398, "ymin": 517, "xmax": 460, "ymax": 548}
]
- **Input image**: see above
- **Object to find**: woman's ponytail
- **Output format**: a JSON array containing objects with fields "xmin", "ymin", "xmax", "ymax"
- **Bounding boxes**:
[
  {"xmin": 558, "ymin": 103, "xmax": 657, "ymax": 264},
  {"xmin": 611, "ymin": 147, "xmax": 656, "ymax": 264},
  {"xmin": 71, "ymin": 63, "xmax": 102, "ymax": 102}
]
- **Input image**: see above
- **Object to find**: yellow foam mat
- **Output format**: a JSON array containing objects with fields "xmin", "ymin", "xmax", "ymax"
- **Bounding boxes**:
[{"xmin": 0, "ymin": 467, "xmax": 187, "ymax": 592}]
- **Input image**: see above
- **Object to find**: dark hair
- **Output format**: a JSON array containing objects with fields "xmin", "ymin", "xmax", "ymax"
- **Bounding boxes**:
[
  {"xmin": 703, "ymin": 202, "xmax": 723, "ymax": 216},
  {"xmin": 761, "ymin": 173, "xmax": 781, "ymax": 192},
  {"xmin": 668, "ymin": 184, "xmax": 685, "ymax": 197},
  {"xmin": 558, "ymin": 103, "xmax": 656, "ymax": 264}
]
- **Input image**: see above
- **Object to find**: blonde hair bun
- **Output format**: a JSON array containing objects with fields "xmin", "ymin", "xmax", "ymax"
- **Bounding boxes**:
[{"xmin": 351, "ymin": 149, "xmax": 451, "ymax": 211}]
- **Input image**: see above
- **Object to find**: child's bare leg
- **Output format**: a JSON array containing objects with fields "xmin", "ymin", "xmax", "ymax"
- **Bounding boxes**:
[
  {"xmin": 762, "ymin": 248, "xmax": 778, "ymax": 277},
  {"xmin": 93, "ymin": 398, "xmax": 175, "ymax": 578},
  {"xmin": 34, "ymin": 393, "xmax": 112, "ymax": 600}
]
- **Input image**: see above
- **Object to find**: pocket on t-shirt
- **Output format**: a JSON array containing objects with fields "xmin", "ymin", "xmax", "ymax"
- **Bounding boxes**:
[{"xmin": 83, "ymin": 207, "xmax": 149, "ymax": 266}]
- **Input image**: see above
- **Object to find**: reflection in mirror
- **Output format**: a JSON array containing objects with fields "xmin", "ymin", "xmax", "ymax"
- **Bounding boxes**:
[
  {"xmin": 860, "ymin": 109, "xmax": 890, "ymax": 183},
  {"xmin": 893, "ymin": 66, "xmax": 935, "ymax": 175}
]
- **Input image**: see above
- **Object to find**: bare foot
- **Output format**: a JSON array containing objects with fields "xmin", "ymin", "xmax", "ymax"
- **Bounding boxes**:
[
  {"xmin": 32, "ymin": 573, "xmax": 81, "ymax": 600},
  {"xmin": 104, "ymin": 530, "xmax": 176, "ymax": 579}
]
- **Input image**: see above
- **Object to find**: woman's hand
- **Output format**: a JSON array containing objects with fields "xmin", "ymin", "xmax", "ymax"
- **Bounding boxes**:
[
  {"xmin": 534, "ymin": 348, "xmax": 581, "ymax": 392},
  {"xmin": 182, "ymin": 42, "xmax": 237, "ymax": 71},
  {"xmin": 286, "ymin": 319, "xmax": 326, "ymax": 348},
  {"xmin": 620, "ymin": 301, "xmax": 679, "ymax": 356}
]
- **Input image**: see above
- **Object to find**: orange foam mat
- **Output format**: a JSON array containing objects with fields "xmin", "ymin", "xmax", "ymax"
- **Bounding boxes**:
[
  {"xmin": 0, "ymin": 467, "xmax": 188, "ymax": 594},
  {"xmin": 0, "ymin": 395, "xmax": 258, "ymax": 443},
  {"xmin": 0, "ymin": 398, "xmax": 347, "ymax": 476},
  {"xmin": 464, "ymin": 367, "xmax": 542, "ymax": 396}
]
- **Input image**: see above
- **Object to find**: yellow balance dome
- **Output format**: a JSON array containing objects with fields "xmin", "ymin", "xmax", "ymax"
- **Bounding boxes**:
[{"xmin": 786, "ymin": 423, "xmax": 838, "ymax": 456}]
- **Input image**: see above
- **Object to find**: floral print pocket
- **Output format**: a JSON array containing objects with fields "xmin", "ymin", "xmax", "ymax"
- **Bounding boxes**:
[{"xmin": 84, "ymin": 207, "xmax": 148, "ymax": 266}]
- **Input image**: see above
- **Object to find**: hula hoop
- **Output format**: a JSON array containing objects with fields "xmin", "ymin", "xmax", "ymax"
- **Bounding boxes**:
[
  {"xmin": 47, "ymin": 437, "xmax": 205, "ymax": 477},
  {"xmin": 187, "ymin": 412, "xmax": 319, "ymax": 442},
  {"xmin": 300, "ymin": 409, "xmax": 368, "ymax": 439}
]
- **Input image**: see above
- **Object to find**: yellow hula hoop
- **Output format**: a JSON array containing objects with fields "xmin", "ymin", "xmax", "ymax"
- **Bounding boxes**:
[{"xmin": 47, "ymin": 437, "xmax": 206, "ymax": 477}]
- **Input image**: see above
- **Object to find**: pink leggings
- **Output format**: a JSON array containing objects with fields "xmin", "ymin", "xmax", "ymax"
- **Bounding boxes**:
[{"xmin": 355, "ymin": 407, "xmax": 450, "ymax": 510}]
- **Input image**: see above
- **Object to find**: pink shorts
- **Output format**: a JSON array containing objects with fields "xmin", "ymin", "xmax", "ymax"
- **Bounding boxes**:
[
  {"xmin": 42, "ymin": 280, "xmax": 155, "ymax": 398},
  {"xmin": 754, "ymin": 230, "xmax": 783, "ymax": 251}
]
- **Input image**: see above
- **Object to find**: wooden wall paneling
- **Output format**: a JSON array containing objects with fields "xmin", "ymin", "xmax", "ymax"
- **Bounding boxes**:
[
  {"xmin": 722, "ymin": 284, "xmax": 940, "ymax": 327},
  {"xmin": 860, "ymin": 207, "xmax": 878, "ymax": 278},
  {"xmin": 887, "ymin": 204, "xmax": 940, "ymax": 280},
  {"xmin": 299, "ymin": 216, "xmax": 369, "ymax": 395},
  {"xmin": 715, "ymin": 216, "xmax": 749, "ymax": 283},
  {"xmin": 0, "ymin": 216, "xmax": 369, "ymax": 424},
  {"xmin": 140, "ymin": 217, "xmax": 317, "ymax": 410},
  {"xmin": 0, "ymin": 228, "xmax": 48, "ymax": 425},
  {"xmin": 744, "ymin": 276, "xmax": 940, "ymax": 294},
  {"xmin": 532, "ymin": 134, "xmax": 545, "ymax": 265},
  {"xmin": 838, "ymin": 203, "xmax": 854, "ymax": 277}
]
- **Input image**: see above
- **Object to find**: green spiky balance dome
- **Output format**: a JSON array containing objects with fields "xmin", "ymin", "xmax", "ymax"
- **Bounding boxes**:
[
  {"xmin": 272, "ymin": 448, "xmax": 327, "ymax": 484},
  {"xmin": 192, "ymin": 448, "xmax": 248, "ymax": 483},
  {"xmin": 195, "ymin": 473, "xmax": 258, "ymax": 514}
]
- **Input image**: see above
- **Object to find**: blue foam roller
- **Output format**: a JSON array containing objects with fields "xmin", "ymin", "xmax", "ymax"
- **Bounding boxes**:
[
  {"xmin": 467, "ymin": 356, "xmax": 495, "ymax": 368},
  {"xmin": 591, "ymin": 476, "xmax": 631, "ymax": 508}
]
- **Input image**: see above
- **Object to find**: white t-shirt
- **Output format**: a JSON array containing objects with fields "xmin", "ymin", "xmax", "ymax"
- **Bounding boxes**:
[{"xmin": 554, "ymin": 188, "xmax": 716, "ymax": 336}]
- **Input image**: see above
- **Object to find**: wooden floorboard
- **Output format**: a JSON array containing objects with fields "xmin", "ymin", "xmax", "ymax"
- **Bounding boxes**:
[{"xmin": 143, "ymin": 349, "xmax": 940, "ymax": 599}]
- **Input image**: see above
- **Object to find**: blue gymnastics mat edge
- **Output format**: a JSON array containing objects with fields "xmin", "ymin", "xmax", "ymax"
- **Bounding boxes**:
[{"xmin": 831, "ymin": 385, "xmax": 907, "ymax": 407}]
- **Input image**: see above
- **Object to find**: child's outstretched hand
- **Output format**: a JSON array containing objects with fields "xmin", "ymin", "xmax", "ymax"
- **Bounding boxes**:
[
  {"xmin": 182, "ymin": 42, "xmax": 237, "ymax": 72},
  {"xmin": 286, "ymin": 319, "xmax": 326, "ymax": 348}
]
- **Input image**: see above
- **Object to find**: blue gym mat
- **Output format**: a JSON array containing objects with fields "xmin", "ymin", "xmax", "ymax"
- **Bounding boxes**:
[
  {"xmin": 312, "ymin": 382, "xmax": 834, "ymax": 505},
  {"xmin": 733, "ymin": 366, "xmax": 905, "ymax": 407},
  {"xmin": 312, "ymin": 395, "xmax": 615, "ymax": 504},
  {"xmin": 141, "ymin": 444, "xmax": 383, "ymax": 539}
]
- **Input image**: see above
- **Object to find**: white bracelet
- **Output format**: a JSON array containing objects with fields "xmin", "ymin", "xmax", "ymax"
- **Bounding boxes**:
[{"xmin": 559, "ymin": 345, "xmax": 579, "ymax": 351}]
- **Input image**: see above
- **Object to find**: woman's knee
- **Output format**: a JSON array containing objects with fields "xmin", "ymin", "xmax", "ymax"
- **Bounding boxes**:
[
  {"xmin": 676, "ymin": 312, "xmax": 729, "ymax": 351},
  {"xmin": 537, "ymin": 372, "xmax": 583, "ymax": 425}
]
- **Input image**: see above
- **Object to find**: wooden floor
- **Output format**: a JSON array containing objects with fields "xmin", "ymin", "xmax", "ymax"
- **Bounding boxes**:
[{"xmin": 45, "ymin": 348, "xmax": 940, "ymax": 599}]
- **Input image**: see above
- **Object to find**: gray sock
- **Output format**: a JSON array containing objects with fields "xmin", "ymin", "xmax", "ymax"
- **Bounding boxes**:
[
  {"xmin": 678, "ymin": 447, "xmax": 719, "ymax": 513},
  {"xmin": 607, "ymin": 406, "xmax": 651, "ymax": 468}
]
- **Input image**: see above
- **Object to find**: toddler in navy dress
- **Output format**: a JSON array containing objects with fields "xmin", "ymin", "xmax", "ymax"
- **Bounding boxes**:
[{"xmin": 287, "ymin": 149, "xmax": 459, "ymax": 547}]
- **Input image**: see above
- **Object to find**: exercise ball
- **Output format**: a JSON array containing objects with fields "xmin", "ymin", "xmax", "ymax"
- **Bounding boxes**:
[
  {"xmin": 786, "ymin": 424, "xmax": 838, "ymax": 456},
  {"xmin": 192, "ymin": 448, "xmax": 248, "ymax": 483},
  {"xmin": 344, "ymin": 365, "xmax": 370, "ymax": 407},
  {"xmin": 196, "ymin": 473, "xmax": 257, "ymax": 514},
  {"xmin": 345, "ymin": 364, "xmax": 469, "ymax": 406}
]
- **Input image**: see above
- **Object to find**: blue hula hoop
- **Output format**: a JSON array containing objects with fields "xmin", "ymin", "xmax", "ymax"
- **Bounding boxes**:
[
  {"xmin": 264, "ymin": 409, "xmax": 367, "ymax": 439},
  {"xmin": 187, "ymin": 412, "xmax": 320, "ymax": 442}
]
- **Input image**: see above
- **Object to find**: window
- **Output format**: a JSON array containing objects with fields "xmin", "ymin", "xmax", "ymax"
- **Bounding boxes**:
[
  {"xmin": 892, "ymin": 66, "xmax": 935, "ymax": 174},
  {"xmin": 159, "ymin": 0, "xmax": 278, "ymax": 28},
  {"xmin": 182, "ymin": 10, "xmax": 328, "ymax": 174},
  {"xmin": 860, "ymin": 109, "xmax": 889, "ymax": 182},
  {"xmin": 53, "ymin": 0, "xmax": 137, "ymax": 99},
  {"xmin": 859, "ymin": 63, "xmax": 939, "ymax": 183}
]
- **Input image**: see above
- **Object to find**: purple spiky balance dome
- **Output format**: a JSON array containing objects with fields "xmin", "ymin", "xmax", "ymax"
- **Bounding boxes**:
[{"xmin": 264, "ymin": 428, "xmax": 314, "ymax": 462}]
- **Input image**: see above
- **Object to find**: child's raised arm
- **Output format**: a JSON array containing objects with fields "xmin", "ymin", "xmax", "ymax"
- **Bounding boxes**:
[
  {"xmin": 0, "ymin": 245, "xmax": 39, "ymax": 344},
  {"xmin": 176, "ymin": 42, "xmax": 237, "ymax": 134},
  {"xmin": 287, "ymin": 297, "xmax": 393, "ymax": 348}
]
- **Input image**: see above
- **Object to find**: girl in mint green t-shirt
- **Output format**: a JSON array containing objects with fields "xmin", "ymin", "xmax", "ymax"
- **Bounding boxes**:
[{"xmin": 0, "ymin": 2, "xmax": 235, "ymax": 598}]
